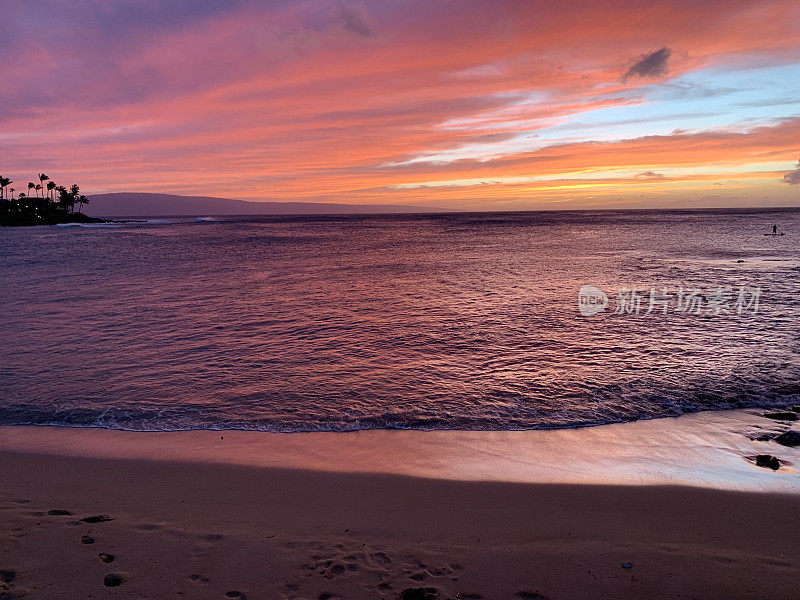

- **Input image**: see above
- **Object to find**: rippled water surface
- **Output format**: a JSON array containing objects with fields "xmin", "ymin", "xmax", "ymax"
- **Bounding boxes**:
[{"xmin": 1, "ymin": 209, "xmax": 799, "ymax": 431}]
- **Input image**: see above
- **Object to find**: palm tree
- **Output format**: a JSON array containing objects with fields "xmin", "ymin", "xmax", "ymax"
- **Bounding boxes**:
[
  {"xmin": 27, "ymin": 182, "xmax": 35, "ymax": 197},
  {"xmin": 9, "ymin": 188, "xmax": 15, "ymax": 200},
  {"xmin": 35, "ymin": 184, "xmax": 42, "ymax": 199},
  {"xmin": 38, "ymin": 173, "xmax": 49, "ymax": 194},
  {"xmin": 76, "ymin": 194, "xmax": 89, "ymax": 213},
  {"xmin": 0, "ymin": 176, "xmax": 11, "ymax": 201},
  {"xmin": 55, "ymin": 185, "xmax": 67, "ymax": 211},
  {"xmin": 46, "ymin": 181, "xmax": 56, "ymax": 201},
  {"xmin": 69, "ymin": 184, "xmax": 80, "ymax": 213}
]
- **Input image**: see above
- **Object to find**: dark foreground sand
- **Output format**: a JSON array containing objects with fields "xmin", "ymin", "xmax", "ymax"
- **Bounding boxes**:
[{"xmin": 1, "ymin": 412, "xmax": 799, "ymax": 599}]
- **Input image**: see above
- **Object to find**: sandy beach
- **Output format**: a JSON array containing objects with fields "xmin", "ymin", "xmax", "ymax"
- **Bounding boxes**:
[{"xmin": 1, "ymin": 410, "xmax": 799, "ymax": 599}]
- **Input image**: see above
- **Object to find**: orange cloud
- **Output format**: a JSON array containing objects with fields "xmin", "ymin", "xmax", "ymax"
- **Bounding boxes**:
[{"xmin": 1, "ymin": 0, "xmax": 799, "ymax": 208}]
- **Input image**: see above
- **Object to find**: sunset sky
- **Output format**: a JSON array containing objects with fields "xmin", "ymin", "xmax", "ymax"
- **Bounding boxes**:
[{"xmin": 2, "ymin": 0, "xmax": 799, "ymax": 209}]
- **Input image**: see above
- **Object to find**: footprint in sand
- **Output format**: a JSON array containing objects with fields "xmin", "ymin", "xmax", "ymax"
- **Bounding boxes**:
[
  {"xmin": 301, "ymin": 542, "xmax": 465, "ymax": 596},
  {"xmin": 0, "ymin": 568, "xmax": 22, "ymax": 597},
  {"xmin": 189, "ymin": 573, "xmax": 209, "ymax": 584},
  {"xmin": 98, "ymin": 553, "xmax": 115, "ymax": 563},
  {"xmin": 47, "ymin": 509, "xmax": 72, "ymax": 516},
  {"xmin": 401, "ymin": 559, "xmax": 462, "ymax": 583},
  {"xmin": 0, "ymin": 570, "xmax": 16, "ymax": 584},
  {"xmin": 517, "ymin": 592, "xmax": 548, "ymax": 600},
  {"xmin": 81, "ymin": 515, "xmax": 114, "ymax": 523},
  {"xmin": 103, "ymin": 573, "xmax": 126, "ymax": 587},
  {"xmin": 323, "ymin": 563, "xmax": 347, "ymax": 578},
  {"xmin": 399, "ymin": 588, "xmax": 439, "ymax": 600},
  {"xmin": 224, "ymin": 591, "xmax": 246, "ymax": 599},
  {"xmin": 81, "ymin": 535, "xmax": 95, "ymax": 544}
]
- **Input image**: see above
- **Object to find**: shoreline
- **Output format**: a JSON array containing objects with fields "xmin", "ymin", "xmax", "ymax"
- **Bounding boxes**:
[
  {"xmin": 2, "ymin": 409, "xmax": 799, "ymax": 599},
  {"xmin": 1, "ymin": 408, "xmax": 797, "ymax": 491}
]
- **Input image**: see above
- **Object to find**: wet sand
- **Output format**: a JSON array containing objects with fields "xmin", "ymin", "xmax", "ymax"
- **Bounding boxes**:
[{"xmin": 1, "ymin": 410, "xmax": 799, "ymax": 599}]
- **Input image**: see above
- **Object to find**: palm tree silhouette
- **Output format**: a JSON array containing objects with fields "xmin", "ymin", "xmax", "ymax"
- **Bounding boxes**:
[
  {"xmin": 0, "ymin": 176, "xmax": 11, "ymax": 201},
  {"xmin": 2, "ymin": 174, "xmax": 96, "ymax": 223},
  {"xmin": 69, "ymin": 184, "xmax": 80, "ymax": 213},
  {"xmin": 55, "ymin": 185, "xmax": 66, "ymax": 210}
]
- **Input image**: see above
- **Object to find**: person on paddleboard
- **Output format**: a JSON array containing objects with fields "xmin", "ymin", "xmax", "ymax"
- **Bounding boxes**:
[{"xmin": 773, "ymin": 224, "xmax": 778, "ymax": 234}]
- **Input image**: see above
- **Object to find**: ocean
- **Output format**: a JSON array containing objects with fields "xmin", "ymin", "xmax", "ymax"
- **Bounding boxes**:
[{"xmin": 1, "ymin": 208, "xmax": 798, "ymax": 432}]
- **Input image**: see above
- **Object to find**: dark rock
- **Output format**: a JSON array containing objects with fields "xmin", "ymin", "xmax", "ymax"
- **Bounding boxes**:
[
  {"xmin": 47, "ymin": 509, "xmax": 72, "ymax": 516},
  {"xmin": 621, "ymin": 561, "xmax": 633, "ymax": 569},
  {"xmin": 400, "ymin": 588, "xmax": 439, "ymax": 600},
  {"xmin": 763, "ymin": 412, "xmax": 798, "ymax": 421},
  {"xmin": 81, "ymin": 515, "xmax": 114, "ymax": 523},
  {"xmin": 98, "ymin": 553, "xmax": 115, "ymax": 563},
  {"xmin": 750, "ymin": 434, "xmax": 773, "ymax": 441},
  {"xmin": 81, "ymin": 536, "xmax": 95, "ymax": 544},
  {"xmin": 0, "ymin": 570, "xmax": 16, "ymax": 584},
  {"xmin": 755, "ymin": 455, "xmax": 781, "ymax": 470},
  {"xmin": 103, "ymin": 573, "xmax": 125, "ymax": 587},
  {"xmin": 790, "ymin": 406, "xmax": 800, "ymax": 413},
  {"xmin": 224, "ymin": 592, "xmax": 246, "ymax": 599},
  {"xmin": 775, "ymin": 431, "xmax": 800, "ymax": 447}
]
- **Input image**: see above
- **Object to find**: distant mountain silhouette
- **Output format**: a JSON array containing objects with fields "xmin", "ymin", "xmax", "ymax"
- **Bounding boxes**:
[{"xmin": 86, "ymin": 193, "xmax": 449, "ymax": 217}]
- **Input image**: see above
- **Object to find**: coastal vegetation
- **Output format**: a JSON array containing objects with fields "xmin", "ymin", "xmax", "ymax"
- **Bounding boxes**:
[{"xmin": 0, "ymin": 173, "xmax": 105, "ymax": 226}]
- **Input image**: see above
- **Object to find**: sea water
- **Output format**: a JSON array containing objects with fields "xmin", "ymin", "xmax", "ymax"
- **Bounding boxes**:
[{"xmin": 1, "ymin": 209, "xmax": 798, "ymax": 431}]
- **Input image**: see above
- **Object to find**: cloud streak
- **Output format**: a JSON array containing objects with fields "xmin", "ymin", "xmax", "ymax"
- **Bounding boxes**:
[
  {"xmin": 340, "ymin": 6, "xmax": 377, "ymax": 38},
  {"xmin": 783, "ymin": 158, "xmax": 800, "ymax": 185},
  {"xmin": 623, "ymin": 47, "xmax": 672, "ymax": 81}
]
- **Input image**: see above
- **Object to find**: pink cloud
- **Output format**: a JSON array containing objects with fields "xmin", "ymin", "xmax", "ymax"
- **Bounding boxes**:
[{"xmin": 1, "ymin": 0, "xmax": 799, "ymax": 207}]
